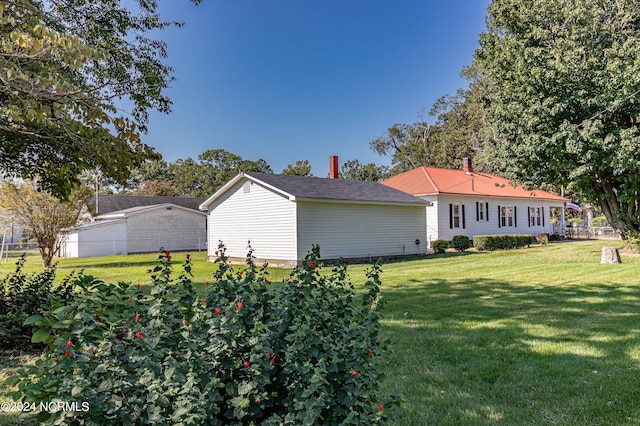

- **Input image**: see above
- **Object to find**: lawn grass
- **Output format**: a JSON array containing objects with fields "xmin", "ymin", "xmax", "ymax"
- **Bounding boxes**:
[
  {"xmin": 0, "ymin": 250, "xmax": 292, "ymax": 288},
  {"xmin": 377, "ymin": 241, "xmax": 640, "ymax": 425},
  {"xmin": 2, "ymin": 240, "xmax": 640, "ymax": 425}
]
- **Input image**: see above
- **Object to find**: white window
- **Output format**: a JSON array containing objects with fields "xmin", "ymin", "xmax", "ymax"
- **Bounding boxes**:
[
  {"xmin": 453, "ymin": 204, "xmax": 461, "ymax": 228},
  {"xmin": 529, "ymin": 207, "xmax": 543, "ymax": 226},
  {"xmin": 500, "ymin": 206, "xmax": 516, "ymax": 227}
]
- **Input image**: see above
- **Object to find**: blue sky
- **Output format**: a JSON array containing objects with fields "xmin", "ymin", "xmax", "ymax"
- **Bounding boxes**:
[{"xmin": 140, "ymin": 0, "xmax": 490, "ymax": 177}]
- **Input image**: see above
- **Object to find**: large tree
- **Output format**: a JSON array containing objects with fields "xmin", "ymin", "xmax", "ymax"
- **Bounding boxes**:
[
  {"xmin": 475, "ymin": 0, "xmax": 640, "ymax": 235},
  {"xmin": 369, "ymin": 122, "xmax": 436, "ymax": 175},
  {"xmin": 0, "ymin": 0, "xmax": 199, "ymax": 199},
  {"xmin": 170, "ymin": 149, "xmax": 273, "ymax": 197},
  {"xmin": 339, "ymin": 159, "xmax": 388, "ymax": 182},
  {"xmin": 281, "ymin": 160, "xmax": 312, "ymax": 176},
  {"xmin": 0, "ymin": 180, "xmax": 91, "ymax": 266}
]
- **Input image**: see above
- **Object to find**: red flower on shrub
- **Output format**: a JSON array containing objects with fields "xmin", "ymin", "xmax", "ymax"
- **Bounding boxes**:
[
  {"xmin": 128, "ymin": 297, "xmax": 133, "ymax": 303},
  {"xmin": 351, "ymin": 369, "xmax": 358, "ymax": 376},
  {"xmin": 205, "ymin": 281, "xmax": 209, "ymax": 286},
  {"xmin": 237, "ymin": 301, "xmax": 243, "ymax": 309},
  {"xmin": 310, "ymin": 263, "xmax": 315, "ymax": 269},
  {"xmin": 215, "ymin": 307, "xmax": 221, "ymax": 314},
  {"xmin": 368, "ymin": 351, "xmax": 373, "ymax": 358},
  {"xmin": 65, "ymin": 350, "xmax": 70, "ymax": 357},
  {"xmin": 270, "ymin": 358, "xmax": 275, "ymax": 365},
  {"xmin": 203, "ymin": 299, "xmax": 208, "ymax": 304},
  {"xmin": 215, "ymin": 251, "xmax": 219, "ymax": 256},
  {"xmin": 134, "ymin": 313, "xmax": 140, "ymax": 322},
  {"xmin": 186, "ymin": 253, "xmax": 190, "ymax": 259},
  {"xmin": 243, "ymin": 361, "xmax": 250, "ymax": 368},
  {"xmin": 135, "ymin": 331, "xmax": 143, "ymax": 339},
  {"xmin": 66, "ymin": 340, "xmax": 73, "ymax": 347},
  {"xmin": 378, "ymin": 404, "xmax": 384, "ymax": 411}
]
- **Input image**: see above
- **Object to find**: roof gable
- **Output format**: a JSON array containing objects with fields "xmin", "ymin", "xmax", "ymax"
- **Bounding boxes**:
[
  {"xmin": 88, "ymin": 194, "xmax": 206, "ymax": 215},
  {"xmin": 98, "ymin": 203, "xmax": 207, "ymax": 219},
  {"xmin": 200, "ymin": 172, "xmax": 428, "ymax": 209},
  {"xmin": 383, "ymin": 166, "xmax": 568, "ymax": 201}
]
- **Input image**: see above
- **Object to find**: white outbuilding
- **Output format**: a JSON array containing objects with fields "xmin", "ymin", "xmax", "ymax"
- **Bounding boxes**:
[
  {"xmin": 199, "ymin": 171, "xmax": 429, "ymax": 267},
  {"xmin": 62, "ymin": 203, "xmax": 207, "ymax": 258}
]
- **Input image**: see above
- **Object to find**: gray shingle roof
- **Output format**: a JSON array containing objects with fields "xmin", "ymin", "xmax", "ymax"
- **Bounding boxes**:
[
  {"xmin": 88, "ymin": 195, "xmax": 207, "ymax": 216},
  {"xmin": 243, "ymin": 172, "xmax": 427, "ymax": 205}
]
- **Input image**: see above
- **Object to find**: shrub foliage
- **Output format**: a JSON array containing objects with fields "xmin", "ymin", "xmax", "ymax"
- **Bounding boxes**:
[
  {"xmin": 431, "ymin": 240, "xmax": 450, "ymax": 254},
  {"xmin": 6, "ymin": 245, "xmax": 396, "ymax": 425},
  {"xmin": 473, "ymin": 234, "xmax": 534, "ymax": 251},
  {"xmin": 0, "ymin": 254, "xmax": 76, "ymax": 349},
  {"xmin": 451, "ymin": 235, "xmax": 471, "ymax": 252}
]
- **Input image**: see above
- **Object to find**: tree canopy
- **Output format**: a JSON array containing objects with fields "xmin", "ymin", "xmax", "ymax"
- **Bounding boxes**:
[
  {"xmin": 339, "ymin": 159, "xmax": 388, "ymax": 182},
  {"xmin": 168, "ymin": 149, "xmax": 272, "ymax": 198},
  {"xmin": 0, "ymin": 0, "xmax": 199, "ymax": 199},
  {"xmin": 0, "ymin": 180, "xmax": 91, "ymax": 266},
  {"xmin": 475, "ymin": 0, "xmax": 640, "ymax": 234},
  {"xmin": 281, "ymin": 160, "xmax": 312, "ymax": 176}
]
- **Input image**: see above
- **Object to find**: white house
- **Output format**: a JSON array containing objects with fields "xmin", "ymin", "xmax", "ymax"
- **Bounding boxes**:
[
  {"xmin": 382, "ymin": 159, "xmax": 569, "ymax": 247},
  {"xmin": 199, "ymin": 171, "xmax": 429, "ymax": 267},
  {"xmin": 62, "ymin": 203, "xmax": 207, "ymax": 258}
]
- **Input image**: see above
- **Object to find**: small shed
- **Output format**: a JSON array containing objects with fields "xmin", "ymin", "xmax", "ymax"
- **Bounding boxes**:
[
  {"xmin": 199, "ymin": 172, "xmax": 429, "ymax": 267},
  {"xmin": 62, "ymin": 203, "xmax": 207, "ymax": 258}
]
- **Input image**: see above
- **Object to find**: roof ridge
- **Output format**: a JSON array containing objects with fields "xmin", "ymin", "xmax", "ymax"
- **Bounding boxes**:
[{"xmin": 420, "ymin": 166, "xmax": 440, "ymax": 193}]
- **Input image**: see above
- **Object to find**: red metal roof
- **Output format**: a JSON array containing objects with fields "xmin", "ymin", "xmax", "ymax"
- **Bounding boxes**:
[{"xmin": 382, "ymin": 166, "xmax": 568, "ymax": 201}]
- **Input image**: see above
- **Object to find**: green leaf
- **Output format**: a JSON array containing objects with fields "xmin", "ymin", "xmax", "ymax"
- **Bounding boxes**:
[
  {"xmin": 37, "ymin": 411, "xmax": 52, "ymax": 423},
  {"xmin": 3, "ymin": 375, "xmax": 20, "ymax": 386},
  {"xmin": 52, "ymin": 305, "xmax": 75, "ymax": 314},
  {"xmin": 23, "ymin": 314, "xmax": 45, "ymax": 325},
  {"xmin": 31, "ymin": 328, "xmax": 51, "ymax": 343}
]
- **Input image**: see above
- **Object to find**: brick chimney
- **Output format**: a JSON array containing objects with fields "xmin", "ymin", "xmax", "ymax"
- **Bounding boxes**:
[
  {"xmin": 463, "ymin": 157, "xmax": 473, "ymax": 173},
  {"xmin": 329, "ymin": 155, "xmax": 339, "ymax": 179}
]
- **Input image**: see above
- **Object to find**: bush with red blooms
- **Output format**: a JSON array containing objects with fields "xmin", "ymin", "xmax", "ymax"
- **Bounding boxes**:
[{"xmin": 6, "ymin": 243, "xmax": 400, "ymax": 424}]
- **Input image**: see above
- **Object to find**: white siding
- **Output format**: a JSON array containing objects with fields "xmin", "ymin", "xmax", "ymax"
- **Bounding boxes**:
[
  {"xmin": 422, "ymin": 195, "xmax": 439, "ymax": 246},
  {"xmin": 63, "ymin": 221, "xmax": 127, "ymax": 258},
  {"xmin": 296, "ymin": 202, "xmax": 427, "ymax": 260},
  {"xmin": 207, "ymin": 179, "xmax": 297, "ymax": 261},
  {"xmin": 127, "ymin": 207, "xmax": 206, "ymax": 253},
  {"xmin": 432, "ymin": 194, "xmax": 561, "ymax": 242}
]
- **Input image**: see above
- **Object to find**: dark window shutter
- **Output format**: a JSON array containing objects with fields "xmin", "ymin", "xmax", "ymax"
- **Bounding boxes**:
[
  {"xmin": 476, "ymin": 202, "xmax": 479, "ymax": 221},
  {"xmin": 528, "ymin": 207, "xmax": 531, "ymax": 227},
  {"xmin": 498, "ymin": 205, "xmax": 501, "ymax": 228},
  {"xmin": 462, "ymin": 205, "xmax": 466, "ymax": 229},
  {"xmin": 542, "ymin": 207, "xmax": 545, "ymax": 226},
  {"xmin": 514, "ymin": 206, "xmax": 517, "ymax": 227},
  {"xmin": 449, "ymin": 204, "xmax": 453, "ymax": 229},
  {"xmin": 486, "ymin": 202, "xmax": 489, "ymax": 221}
]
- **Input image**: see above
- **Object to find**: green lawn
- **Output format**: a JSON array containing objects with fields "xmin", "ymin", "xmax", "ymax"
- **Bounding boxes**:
[{"xmin": 2, "ymin": 241, "xmax": 640, "ymax": 425}]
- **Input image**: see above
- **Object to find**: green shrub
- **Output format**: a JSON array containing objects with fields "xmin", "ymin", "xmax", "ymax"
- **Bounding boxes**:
[
  {"xmin": 473, "ymin": 234, "xmax": 534, "ymax": 251},
  {"xmin": 0, "ymin": 254, "xmax": 76, "ymax": 349},
  {"xmin": 451, "ymin": 235, "xmax": 471, "ymax": 252},
  {"xmin": 549, "ymin": 233, "xmax": 562, "ymax": 241},
  {"xmin": 432, "ymin": 240, "xmax": 450, "ymax": 254},
  {"xmin": 626, "ymin": 231, "xmax": 640, "ymax": 253},
  {"xmin": 6, "ymin": 245, "xmax": 397, "ymax": 425}
]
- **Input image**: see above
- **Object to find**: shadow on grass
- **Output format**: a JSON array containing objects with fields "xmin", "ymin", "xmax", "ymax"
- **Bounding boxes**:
[{"xmin": 380, "ymin": 277, "xmax": 640, "ymax": 425}]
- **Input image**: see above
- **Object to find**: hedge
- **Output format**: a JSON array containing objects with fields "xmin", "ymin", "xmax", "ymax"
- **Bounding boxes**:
[{"xmin": 473, "ymin": 234, "xmax": 534, "ymax": 251}]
